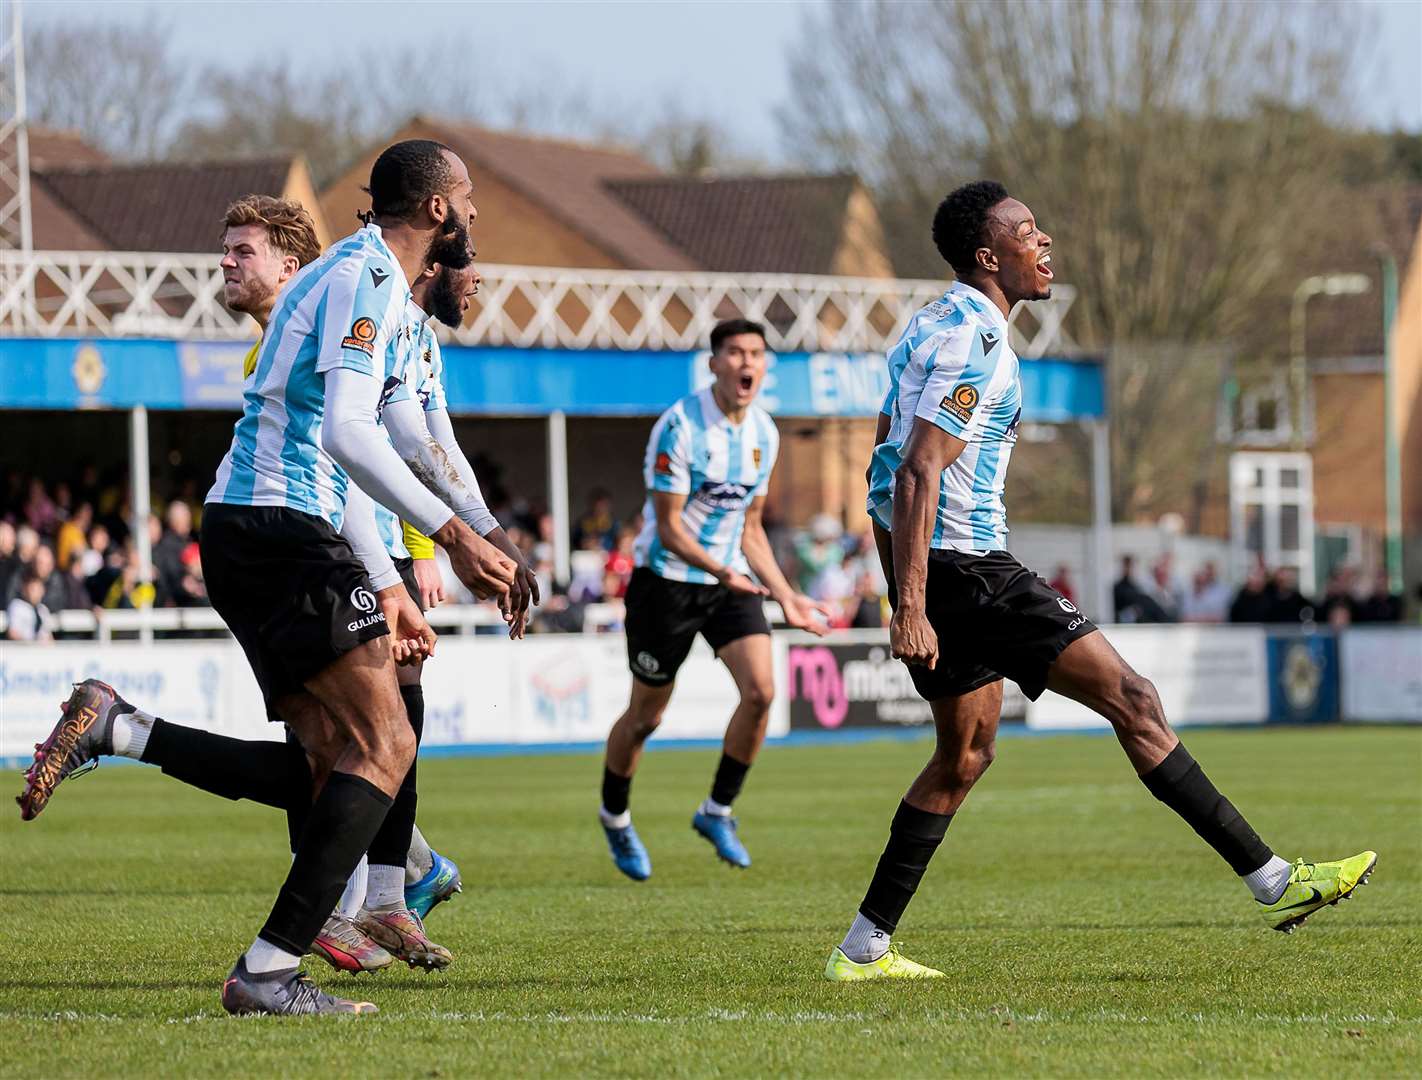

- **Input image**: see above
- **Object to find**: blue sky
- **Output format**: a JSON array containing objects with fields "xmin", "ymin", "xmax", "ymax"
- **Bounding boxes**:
[{"xmin": 24, "ymin": 0, "xmax": 1422, "ymax": 159}]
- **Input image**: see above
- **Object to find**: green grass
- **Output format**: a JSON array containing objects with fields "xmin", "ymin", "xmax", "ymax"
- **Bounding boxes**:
[{"xmin": 1, "ymin": 726, "xmax": 1418, "ymax": 1078}]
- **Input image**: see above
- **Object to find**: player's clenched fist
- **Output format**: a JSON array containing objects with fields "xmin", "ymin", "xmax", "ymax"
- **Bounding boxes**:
[
  {"xmin": 449, "ymin": 533, "xmax": 517, "ymax": 602},
  {"xmin": 377, "ymin": 583, "xmax": 436, "ymax": 665},
  {"xmin": 889, "ymin": 606, "xmax": 938, "ymax": 670}
]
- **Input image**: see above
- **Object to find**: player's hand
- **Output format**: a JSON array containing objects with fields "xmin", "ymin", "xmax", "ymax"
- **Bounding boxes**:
[
  {"xmin": 447, "ymin": 532, "xmax": 516, "ymax": 603},
  {"xmin": 716, "ymin": 568, "xmax": 770, "ymax": 597},
  {"xmin": 890, "ymin": 606, "xmax": 938, "ymax": 669},
  {"xmin": 412, "ymin": 558, "xmax": 445, "ymax": 610},
  {"xmin": 780, "ymin": 593, "xmax": 834, "ymax": 637},
  {"xmin": 376, "ymin": 584, "xmax": 436, "ymax": 666},
  {"xmin": 500, "ymin": 559, "xmax": 540, "ymax": 640}
]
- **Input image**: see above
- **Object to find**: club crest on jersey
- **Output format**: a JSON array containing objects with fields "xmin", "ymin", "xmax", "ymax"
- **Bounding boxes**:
[
  {"xmin": 654, "ymin": 451, "xmax": 674, "ymax": 476},
  {"xmin": 341, "ymin": 317, "xmax": 377, "ymax": 357},
  {"xmin": 941, "ymin": 383, "xmax": 978, "ymax": 423},
  {"xmin": 752, "ymin": 447, "xmax": 762, "ymax": 468}
]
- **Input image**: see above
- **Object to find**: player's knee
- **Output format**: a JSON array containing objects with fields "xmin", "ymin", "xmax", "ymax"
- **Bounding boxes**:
[
  {"xmin": 384, "ymin": 718, "xmax": 417, "ymax": 774},
  {"xmin": 1117, "ymin": 672, "xmax": 1165, "ymax": 731},
  {"xmin": 739, "ymin": 679, "xmax": 774, "ymax": 714}
]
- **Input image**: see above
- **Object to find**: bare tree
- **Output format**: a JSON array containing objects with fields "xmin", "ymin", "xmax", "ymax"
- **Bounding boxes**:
[
  {"xmin": 24, "ymin": 18, "xmax": 188, "ymax": 160},
  {"xmin": 780, "ymin": 0, "xmax": 1370, "ymax": 523}
]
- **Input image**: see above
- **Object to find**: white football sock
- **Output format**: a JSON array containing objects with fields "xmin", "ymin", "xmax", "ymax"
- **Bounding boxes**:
[
  {"xmin": 366, "ymin": 863, "xmax": 405, "ymax": 911},
  {"xmin": 336, "ymin": 856, "xmax": 368, "ymax": 918},
  {"xmin": 599, "ymin": 806, "xmax": 631, "ymax": 829},
  {"xmin": 840, "ymin": 913, "xmax": 892, "ymax": 963},
  {"xmin": 244, "ymin": 936, "xmax": 301, "ymax": 975},
  {"xmin": 405, "ymin": 825, "xmax": 434, "ymax": 885},
  {"xmin": 110, "ymin": 710, "xmax": 155, "ymax": 759},
  {"xmin": 1243, "ymin": 855, "xmax": 1293, "ymax": 903},
  {"xmin": 698, "ymin": 796, "xmax": 733, "ymax": 818}
]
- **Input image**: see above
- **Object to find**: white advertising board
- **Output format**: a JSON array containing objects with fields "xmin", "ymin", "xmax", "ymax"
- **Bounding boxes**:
[
  {"xmin": 1340, "ymin": 627, "xmax": 1422, "ymax": 723},
  {"xmin": 1026, "ymin": 625, "xmax": 1269, "ymax": 730},
  {"xmin": 0, "ymin": 634, "xmax": 790, "ymax": 762}
]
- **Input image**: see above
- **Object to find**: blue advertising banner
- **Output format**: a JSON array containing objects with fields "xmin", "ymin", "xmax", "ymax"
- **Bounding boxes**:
[
  {"xmin": 1266, "ymin": 633, "xmax": 1340, "ymax": 724},
  {"xmin": 0, "ymin": 337, "xmax": 1106, "ymax": 420}
]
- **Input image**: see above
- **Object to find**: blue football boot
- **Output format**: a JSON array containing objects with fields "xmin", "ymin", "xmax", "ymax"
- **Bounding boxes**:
[
  {"xmin": 692, "ymin": 810, "xmax": 751, "ymax": 868},
  {"xmin": 602, "ymin": 818, "xmax": 652, "ymax": 881},
  {"xmin": 405, "ymin": 850, "xmax": 462, "ymax": 920}
]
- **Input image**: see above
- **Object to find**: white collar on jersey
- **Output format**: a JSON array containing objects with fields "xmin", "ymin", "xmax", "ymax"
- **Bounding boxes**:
[
  {"xmin": 947, "ymin": 280, "xmax": 1010, "ymax": 331},
  {"xmin": 699, "ymin": 384, "xmax": 752, "ymax": 429},
  {"xmin": 358, "ymin": 222, "xmax": 413, "ymax": 299}
]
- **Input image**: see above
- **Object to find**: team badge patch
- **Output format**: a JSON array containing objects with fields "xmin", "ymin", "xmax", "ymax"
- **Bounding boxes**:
[
  {"xmin": 654, "ymin": 451, "xmax": 674, "ymax": 476},
  {"xmin": 752, "ymin": 447, "xmax": 762, "ymax": 468},
  {"xmin": 341, "ymin": 317, "xmax": 377, "ymax": 356},
  {"xmin": 941, "ymin": 383, "xmax": 979, "ymax": 423}
]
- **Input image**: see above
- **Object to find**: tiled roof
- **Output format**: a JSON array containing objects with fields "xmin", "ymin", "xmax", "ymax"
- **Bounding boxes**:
[
  {"xmin": 34, "ymin": 158, "xmax": 294, "ymax": 253},
  {"xmin": 424, "ymin": 117, "xmax": 698, "ymax": 271},
  {"xmin": 605, "ymin": 173, "xmax": 860, "ymax": 275}
]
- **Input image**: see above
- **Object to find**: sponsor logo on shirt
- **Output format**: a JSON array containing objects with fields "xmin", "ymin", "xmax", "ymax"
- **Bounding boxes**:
[
  {"xmin": 693, "ymin": 481, "xmax": 751, "ymax": 510},
  {"xmin": 941, "ymin": 383, "xmax": 978, "ymax": 423},
  {"xmin": 654, "ymin": 451, "xmax": 674, "ymax": 476},
  {"xmin": 341, "ymin": 317, "xmax": 378, "ymax": 357}
]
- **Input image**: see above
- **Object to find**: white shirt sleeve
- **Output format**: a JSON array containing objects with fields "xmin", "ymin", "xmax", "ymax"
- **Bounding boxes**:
[
  {"xmin": 382, "ymin": 396, "xmax": 499, "ymax": 536},
  {"xmin": 322, "ymin": 366, "xmax": 453, "ymax": 536},
  {"xmin": 339, "ymin": 479, "xmax": 404, "ymax": 593}
]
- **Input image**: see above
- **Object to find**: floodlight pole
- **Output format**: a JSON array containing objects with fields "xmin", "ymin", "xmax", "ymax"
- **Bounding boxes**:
[
  {"xmin": 1376, "ymin": 249, "xmax": 1402, "ymax": 596},
  {"xmin": 1089, "ymin": 418, "xmax": 1112, "ymax": 622},
  {"xmin": 548, "ymin": 409, "xmax": 570, "ymax": 587}
]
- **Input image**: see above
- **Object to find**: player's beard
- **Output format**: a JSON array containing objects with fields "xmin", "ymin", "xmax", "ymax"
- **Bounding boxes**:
[
  {"xmin": 426, "ymin": 215, "xmax": 473, "ymax": 271},
  {"xmin": 224, "ymin": 280, "xmax": 274, "ymax": 317},
  {"xmin": 427, "ymin": 268, "xmax": 464, "ymax": 328}
]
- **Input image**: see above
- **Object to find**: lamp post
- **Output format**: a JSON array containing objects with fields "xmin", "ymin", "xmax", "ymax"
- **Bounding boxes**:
[
  {"xmin": 1289, "ymin": 273, "xmax": 1371, "ymax": 450},
  {"xmin": 1374, "ymin": 249, "xmax": 1402, "ymax": 595}
]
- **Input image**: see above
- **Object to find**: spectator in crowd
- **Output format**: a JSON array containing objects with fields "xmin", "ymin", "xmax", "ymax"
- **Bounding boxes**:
[
  {"xmin": 1113, "ymin": 555, "xmax": 1172, "ymax": 623},
  {"xmin": 30, "ymin": 543, "xmax": 67, "ymax": 614},
  {"xmin": 1317, "ymin": 566, "xmax": 1359, "ymax": 628},
  {"xmin": 1264, "ymin": 567, "xmax": 1314, "ymax": 624},
  {"xmin": 1229, "ymin": 564, "xmax": 1273, "ymax": 623},
  {"xmin": 79, "ymin": 523, "xmax": 111, "ymax": 579},
  {"xmin": 794, "ymin": 513, "xmax": 845, "ymax": 594},
  {"xmin": 22, "ymin": 477, "xmax": 58, "ymax": 536},
  {"xmin": 573, "ymin": 488, "xmax": 619, "ymax": 552},
  {"xmin": 849, "ymin": 569, "xmax": 885, "ymax": 629},
  {"xmin": 98, "ymin": 545, "xmax": 157, "ymax": 610},
  {"xmin": 55, "ymin": 502, "xmax": 92, "ymax": 571},
  {"xmin": 1180, "ymin": 561, "xmax": 1230, "ymax": 623},
  {"xmin": 603, "ymin": 526, "xmax": 636, "ymax": 599},
  {"xmin": 1355, "ymin": 571, "xmax": 1403, "ymax": 623},
  {"xmin": 4, "ymin": 526, "xmax": 40, "ymax": 605},
  {"xmin": 153, "ymin": 500, "xmax": 206, "ymax": 606},
  {"xmin": 1145, "ymin": 554, "xmax": 1185, "ymax": 622},
  {"xmin": 0, "ymin": 521, "xmax": 18, "ymax": 603},
  {"xmin": 5, "ymin": 572, "xmax": 54, "ymax": 642},
  {"xmin": 1047, "ymin": 564, "xmax": 1076, "ymax": 606}
]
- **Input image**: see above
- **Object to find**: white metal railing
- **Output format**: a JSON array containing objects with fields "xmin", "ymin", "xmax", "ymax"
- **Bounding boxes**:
[
  {"xmin": 0, "ymin": 249, "xmax": 1078, "ymax": 357},
  {"xmin": 0, "ymin": 599, "xmax": 798, "ymax": 642}
]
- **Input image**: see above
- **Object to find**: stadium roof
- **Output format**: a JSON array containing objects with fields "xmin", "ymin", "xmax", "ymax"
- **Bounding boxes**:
[
  {"xmin": 34, "ymin": 158, "xmax": 298, "ymax": 253},
  {"xmin": 421, "ymin": 118, "xmax": 699, "ymax": 271},
  {"xmin": 605, "ymin": 173, "xmax": 868, "ymax": 276}
]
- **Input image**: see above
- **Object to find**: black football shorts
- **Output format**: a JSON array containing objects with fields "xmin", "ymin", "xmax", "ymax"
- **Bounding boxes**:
[
  {"xmin": 623, "ymin": 567, "xmax": 770, "ymax": 686},
  {"xmin": 889, "ymin": 548, "xmax": 1097, "ymax": 702},
  {"xmin": 201, "ymin": 502, "xmax": 389, "ymax": 706}
]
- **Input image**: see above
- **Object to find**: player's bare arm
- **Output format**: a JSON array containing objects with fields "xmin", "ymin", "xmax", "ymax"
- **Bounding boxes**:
[
  {"xmin": 889, "ymin": 419, "xmax": 967, "ymax": 670},
  {"xmin": 739, "ymin": 497, "xmax": 831, "ymax": 636},
  {"xmin": 650, "ymin": 489, "xmax": 766, "ymax": 596}
]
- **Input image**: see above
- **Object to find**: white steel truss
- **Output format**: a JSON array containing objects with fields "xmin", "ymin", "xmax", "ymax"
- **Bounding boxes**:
[
  {"xmin": 0, "ymin": 249, "xmax": 1079, "ymax": 356},
  {"xmin": 0, "ymin": 0, "xmax": 30, "ymax": 252}
]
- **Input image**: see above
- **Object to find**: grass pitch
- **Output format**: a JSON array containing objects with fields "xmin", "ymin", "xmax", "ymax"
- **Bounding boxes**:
[{"xmin": 0, "ymin": 725, "xmax": 1417, "ymax": 1078}]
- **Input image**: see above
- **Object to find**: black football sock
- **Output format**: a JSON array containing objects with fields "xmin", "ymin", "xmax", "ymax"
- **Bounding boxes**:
[
  {"xmin": 140, "ymin": 718, "xmax": 310, "ymax": 811},
  {"xmin": 709, "ymin": 752, "xmax": 751, "ymax": 808},
  {"xmin": 258, "ymin": 771, "xmax": 392, "ymax": 956},
  {"xmin": 601, "ymin": 766, "xmax": 632, "ymax": 817},
  {"xmin": 367, "ymin": 685, "xmax": 423, "ymax": 871},
  {"xmin": 858, "ymin": 800, "xmax": 954, "ymax": 933},
  {"xmin": 285, "ymin": 728, "xmax": 313, "ymax": 856},
  {"xmin": 1140, "ymin": 742, "xmax": 1273, "ymax": 875}
]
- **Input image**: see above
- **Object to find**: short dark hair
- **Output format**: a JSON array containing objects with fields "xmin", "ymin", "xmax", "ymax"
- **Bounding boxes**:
[
  {"xmin": 710, "ymin": 318, "xmax": 766, "ymax": 353},
  {"xmin": 362, "ymin": 139, "xmax": 457, "ymax": 221},
  {"xmin": 931, "ymin": 180, "xmax": 1010, "ymax": 275}
]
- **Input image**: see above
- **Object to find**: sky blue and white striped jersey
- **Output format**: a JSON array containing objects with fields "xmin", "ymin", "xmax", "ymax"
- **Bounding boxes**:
[
  {"xmin": 371, "ymin": 306, "xmax": 449, "ymax": 559},
  {"xmin": 634, "ymin": 388, "xmax": 779, "ymax": 584},
  {"xmin": 866, "ymin": 281, "xmax": 1022, "ymax": 553},
  {"xmin": 207, "ymin": 224, "xmax": 416, "ymax": 531}
]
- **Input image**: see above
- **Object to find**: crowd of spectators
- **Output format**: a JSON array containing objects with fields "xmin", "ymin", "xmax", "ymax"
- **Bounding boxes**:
[
  {"xmin": 1111, "ymin": 553, "xmax": 1405, "ymax": 626},
  {"xmin": 2, "ymin": 466, "xmax": 208, "ymax": 641},
  {"xmin": 5, "ymin": 464, "xmax": 1412, "ymax": 641}
]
